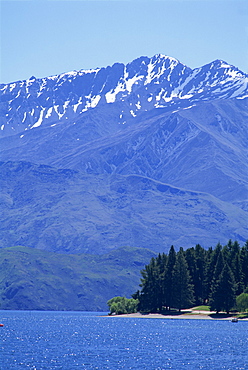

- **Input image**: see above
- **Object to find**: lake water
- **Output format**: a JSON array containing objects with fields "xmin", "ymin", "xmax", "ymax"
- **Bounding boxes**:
[{"xmin": 0, "ymin": 311, "xmax": 247, "ymax": 370}]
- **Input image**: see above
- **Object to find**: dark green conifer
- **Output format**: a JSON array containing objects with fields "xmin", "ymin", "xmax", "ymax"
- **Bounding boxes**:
[
  {"xmin": 156, "ymin": 253, "xmax": 167, "ymax": 311},
  {"xmin": 240, "ymin": 241, "xmax": 248, "ymax": 291},
  {"xmin": 194, "ymin": 244, "xmax": 207, "ymax": 304},
  {"xmin": 139, "ymin": 257, "xmax": 161, "ymax": 312},
  {"xmin": 210, "ymin": 263, "xmax": 236, "ymax": 314},
  {"xmin": 185, "ymin": 244, "xmax": 207, "ymax": 305},
  {"xmin": 211, "ymin": 251, "xmax": 225, "ymax": 287},
  {"xmin": 205, "ymin": 242, "xmax": 222, "ymax": 298},
  {"xmin": 172, "ymin": 247, "xmax": 194, "ymax": 311},
  {"xmin": 163, "ymin": 245, "xmax": 176, "ymax": 310}
]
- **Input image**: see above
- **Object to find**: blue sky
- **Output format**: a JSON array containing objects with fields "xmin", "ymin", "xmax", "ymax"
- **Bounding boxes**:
[{"xmin": 1, "ymin": 0, "xmax": 247, "ymax": 83}]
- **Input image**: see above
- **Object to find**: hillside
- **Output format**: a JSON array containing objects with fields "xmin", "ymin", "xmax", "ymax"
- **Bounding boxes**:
[{"xmin": 0, "ymin": 246, "xmax": 156, "ymax": 311}]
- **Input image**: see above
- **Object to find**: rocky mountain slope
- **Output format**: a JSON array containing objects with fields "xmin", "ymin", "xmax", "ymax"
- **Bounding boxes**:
[{"xmin": 0, "ymin": 55, "xmax": 247, "ymax": 254}]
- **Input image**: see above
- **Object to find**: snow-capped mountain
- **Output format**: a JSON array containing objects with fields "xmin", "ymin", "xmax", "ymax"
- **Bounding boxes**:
[
  {"xmin": 0, "ymin": 55, "xmax": 247, "ymax": 253},
  {"xmin": 0, "ymin": 54, "xmax": 247, "ymax": 137}
]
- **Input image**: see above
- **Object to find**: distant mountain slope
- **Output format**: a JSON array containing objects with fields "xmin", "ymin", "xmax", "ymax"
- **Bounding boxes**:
[
  {"xmin": 0, "ymin": 246, "xmax": 156, "ymax": 311},
  {"xmin": 0, "ymin": 161, "xmax": 246, "ymax": 253},
  {"xmin": 0, "ymin": 55, "xmax": 247, "ymax": 253}
]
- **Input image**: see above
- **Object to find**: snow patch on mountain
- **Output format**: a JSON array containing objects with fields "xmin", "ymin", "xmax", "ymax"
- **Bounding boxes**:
[{"xmin": 31, "ymin": 108, "xmax": 45, "ymax": 129}]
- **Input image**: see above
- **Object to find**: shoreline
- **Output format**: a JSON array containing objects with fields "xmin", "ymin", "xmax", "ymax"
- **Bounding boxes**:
[{"xmin": 107, "ymin": 311, "xmax": 248, "ymax": 321}]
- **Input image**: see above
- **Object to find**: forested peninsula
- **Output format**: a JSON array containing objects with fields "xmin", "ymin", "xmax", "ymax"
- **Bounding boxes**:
[{"xmin": 108, "ymin": 240, "xmax": 248, "ymax": 316}]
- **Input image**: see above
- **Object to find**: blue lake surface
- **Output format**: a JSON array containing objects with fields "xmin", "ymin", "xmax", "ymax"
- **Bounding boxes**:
[{"xmin": 0, "ymin": 311, "xmax": 247, "ymax": 369}]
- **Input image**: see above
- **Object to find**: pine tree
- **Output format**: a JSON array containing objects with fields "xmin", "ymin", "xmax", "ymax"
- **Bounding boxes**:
[
  {"xmin": 163, "ymin": 245, "xmax": 176, "ymax": 310},
  {"xmin": 139, "ymin": 257, "xmax": 161, "ymax": 312},
  {"xmin": 185, "ymin": 244, "xmax": 207, "ymax": 305},
  {"xmin": 172, "ymin": 247, "xmax": 194, "ymax": 311},
  {"xmin": 205, "ymin": 242, "xmax": 222, "ymax": 299},
  {"xmin": 185, "ymin": 247, "xmax": 197, "ymax": 296},
  {"xmin": 203, "ymin": 246, "xmax": 213, "ymax": 301},
  {"xmin": 211, "ymin": 251, "xmax": 225, "ymax": 288},
  {"xmin": 194, "ymin": 244, "xmax": 207, "ymax": 304},
  {"xmin": 210, "ymin": 263, "xmax": 236, "ymax": 314},
  {"xmin": 223, "ymin": 240, "xmax": 242, "ymax": 293},
  {"xmin": 156, "ymin": 253, "xmax": 167, "ymax": 311},
  {"xmin": 240, "ymin": 241, "xmax": 248, "ymax": 291}
]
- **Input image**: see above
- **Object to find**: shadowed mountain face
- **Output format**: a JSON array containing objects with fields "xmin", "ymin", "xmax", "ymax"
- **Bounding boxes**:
[{"xmin": 0, "ymin": 55, "xmax": 247, "ymax": 254}]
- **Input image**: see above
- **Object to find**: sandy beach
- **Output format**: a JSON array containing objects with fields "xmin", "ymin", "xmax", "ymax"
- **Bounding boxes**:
[{"xmin": 107, "ymin": 310, "xmax": 248, "ymax": 321}]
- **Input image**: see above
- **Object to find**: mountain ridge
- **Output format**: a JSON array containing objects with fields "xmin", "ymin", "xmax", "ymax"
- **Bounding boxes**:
[{"xmin": 1, "ymin": 54, "xmax": 247, "ymax": 137}]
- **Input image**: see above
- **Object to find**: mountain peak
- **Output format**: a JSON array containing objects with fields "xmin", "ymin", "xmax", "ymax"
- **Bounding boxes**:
[
  {"xmin": 200, "ymin": 59, "xmax": 247, "ymax": 76},
  {"xmin": 153, "ymin": 53, "xmax": 182, "ymax": 64}
]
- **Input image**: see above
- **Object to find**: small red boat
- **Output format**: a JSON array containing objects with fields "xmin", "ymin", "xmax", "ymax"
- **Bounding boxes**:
[{"xmin": 0, "ymin": 324, "xmax": 4, "ymax": 327}]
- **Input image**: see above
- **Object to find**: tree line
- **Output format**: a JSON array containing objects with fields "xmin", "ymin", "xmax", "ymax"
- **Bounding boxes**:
[{"xmin": 129, "ymin": 240, "xmax": 248, "ymax": 314}]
